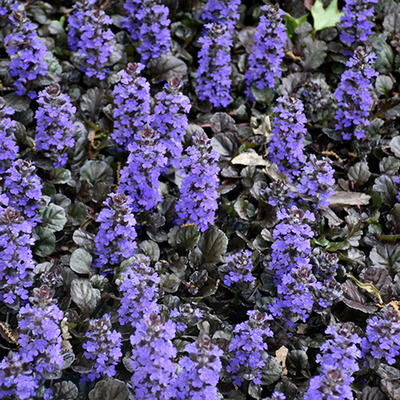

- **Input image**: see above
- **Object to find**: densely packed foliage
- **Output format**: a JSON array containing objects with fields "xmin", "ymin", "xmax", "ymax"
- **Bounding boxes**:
[{"xmin": 0, "ymin": 0, "xmax": 400, "ymax": 399}]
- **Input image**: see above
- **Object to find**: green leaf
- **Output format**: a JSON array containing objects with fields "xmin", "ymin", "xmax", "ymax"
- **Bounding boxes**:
[
  {"xmin": 139, "ymin": 240, "xmax": 160, "ymax": 262},
  {"xmin": 67, "ymin": 202, "xmax": 88, "ymax": 226},
  {"xmin": 348, "ymin": 162, "xmax": 371, "ymax": 186},
  {"xmin": 174, "ymin": 225, "xmax": 200, "ymax": 250},
  {"xmin": 285, "ymin": 13, "xmax": 308, "ymax": 38},
  {"xmin": 80, "ymin": 160, "xmax": 113, "ymax": 185},
  {"xmin": 198, "ymin": 226, "xmax": 228, "ymax": 264},
  {"xmin": 375, "ymin": 75, "xmax": 394, "ymax": 97},
  {"xmin": 70, "ymin": 279, "xmax": 100, "ymax": 314},
  {"xmin": 33, "ymin": 227, "xmax": 56, "ymax": 257},
  {"xmin": 70, "ymin": 248, "xmax": 92, "ymax": 274},
  {"xmin": 48, "ymin": 168, "xmax": 72, "ymax": 184},
  {"xmin": 88, "ymin": 379, "xmax": 129, "ymax": 400},
  {"xmin": 311, "ymin": 0, "xmax": 344, "ymax": 31},
  {"xmin": 39, "ymin": 204, "xmax": 67, "ymax": 233},
  {"xmin": 370, "ymin": 243, "xmax": 400, "ymax": 275}
]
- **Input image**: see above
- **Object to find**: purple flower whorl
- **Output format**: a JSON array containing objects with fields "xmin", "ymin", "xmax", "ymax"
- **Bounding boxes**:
[
  {"xmin": 268, "ymin": 95, "xmax": 307, "ymax": 180},
  {"xmin": 305, "ymin": 322, "xmax": 362, "ymax": 400},
  {"xmin": 117, "ymin": 260, "xmax": 160, "ymax": 326},
  {"xmin": 245, "ymin": 4, "xmax": 287, "ymax": 95},
  {"xmin": 122, "ymin": 0, "xmax": 171, "ymax": 62},
  {"xmin": 223, "ymin": 249, "xmax": 255, "ymax": 287},
  {"xmin": 94, "ymin": 193, "xmax": 137, "ymax": 272},
  {"xmin": 129, "ymin": 313, "xmax": 177, "ymax": 400},
  {"xmin": 196, "ymin": 23, "xmax": 233, "ymax": 108},
  {"xmin": 361, "ymin": 305, "xmax": 400, "ymax": 365},
  {"xmin": 174, "ymin": 330, "xmax": 223, "ymax": 400},
  {"xmin": 4, "ymin": 10, "xmax": 48, "ymax": 98},
  {"xmin": 202, "ymin": 0, "xmax": 241, "ymax": 31},
  {"xmin": 82, "ymin": 314, "xmax": 122, "ymax": 382},
  {"xmin": 35, "ymin": 84, "xmax": 76, "ymax": 168},
  {"xmin": 175, "ymin": 130, "xmax": 220, "ymax": 232},
  {"xmin": 112, "ymin": 63, "xmax": 151, "ymax": 148},
  {"xmin": 152, "ymin": 77, "xmax": 191, "ymax": 166},
  {"xmin": 4, "ymin": 159, "xmax": 42, "ymax": 222},
  {"xmin": 0, "ymin": 286, "xmax": 64, "ymax": 399},
  {"xmin": 334, "ymin": 46, "xmax": 378, "ymax": 141},
  {"xmin": 0, "ymin": 97, "xmax": 18, "ymax": 175},
  {"xmin": 340, "ymin": 0, "xmax": 379, "ymax": 47},
  {"xmin": 0, "ymin": 207, "xmax": 34, "ymax": 306},
  {"xmin": 68, "ymin": 0, "xmax": 115, "ymax": 80},
  {"xmin": 118, "ymin": 125, "xmax": 167, "ymax": 213},
  {"xmin": 227, "ymin": 310, "xmax": 274, "ymax": 386}
]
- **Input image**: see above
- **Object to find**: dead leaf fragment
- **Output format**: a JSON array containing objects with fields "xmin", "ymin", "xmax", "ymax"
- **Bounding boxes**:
[
  {"xmin": 275, "ymin": 345, "xmax": 288, "ymax": 377},
  {"xmin": 329, "ymin": 192, "xmax": 371, "ymax": 206}
]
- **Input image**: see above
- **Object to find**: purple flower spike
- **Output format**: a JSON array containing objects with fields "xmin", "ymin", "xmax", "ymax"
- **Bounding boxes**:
[
  {"xmin": 174, "ymin": 330, "xmax": 223, "ymax": 399},
  {"xmin": 152, "ymin": 77, "xmax": 191, "ymax": 167},
  {"xmin": 112, "ymin": 63, "xmax": 151, "ymax": 148},
  {"xmin": 340, "ymin": 0, "xmax": 379, "ymax": 47},
  {"xmin": 129, "ymin": 313, "xmax": 177, "ymax": 399},
  {"xmin": 35, "ymin": 84, "xmax": 76, "ymax": 168},
  {"xmin": 68, "ymin": 0, "xmax": 114, "ymax": 80},
  {"xmin": 4, "ymin": 10, "xmax": 48, "ymax": 98},
  {"xmin": 245, "ymin": 5, "xmax": 287, "ymax": 95},
  {"xmin": 82, "ymin": 314, "xmax": 122, "ymax": 382},
  {"xmin": 334, "ymin": 46, "xmax": 377, "ymax": 141},
  {"xmin": 118, "ymin": 125, "xmax": 167, "ymax": 213},
  {"xmin": 227, "ymin": 310, "xmax": 273, "ymax": 386},
  {"xmin": 196, "ymin": 23, "xmax": 233, "ymax": 108},
  {"xmin": 94, "ymin": 193, "xmax": 137, "ymax": 272},
  {"xmin": 268, "ymin": 96, "xmax": 307, "ymax": 180},
  {"xmin": 175, "ymin": 130, "xmax": 220, "ymax": 232},
  {"xmin": 0, "ymin": 97, "xmax": 19, "ymax": 175},
  {"xmin": 361, "ymin": 305, "xmax": 400, "ymax": 365}
]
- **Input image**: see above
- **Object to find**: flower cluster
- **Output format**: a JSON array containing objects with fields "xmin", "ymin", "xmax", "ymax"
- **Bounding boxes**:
[
  {"xmin": 0, "ymin": 0, "xmax": 17, "ymax": 17},
  {"xmin": 201, "ymin": 0, "xmax": 241, "ymax": 31},
  {"xmin": 68, "ymin": 0, "xmax": 114, "ymax": 80},
  {"xmin": 340, "ymin": 0, "xmax": 379, "ymax": 47},
  {"xmin": 264, "ymin": 393, "xmax": 286, "ymax": 400},
  {"xmin": 196, "ymin": 23, "xmax": 232, "ymax": 108},
  {"xmin": 82, "ymin": 314, "xmax": 122, "ymax": 382},
  {"xmin": 137, "ymin": 2, "xmax": 171, "ymax": 62},
  {"xmin": 175, "ymin": 130, "xmax": 220, "ymax": 232},
  {"xmin": 118, "ymin": 125, "xmax": 167, "ymax": 212},
  {"xmin": 4, "ymin": 159, "xmax": 42, "ymax": 222},
  {"xmin": 227, "ymin": 310, "xmax": 273, "ymax": 386},
  {"xmin": 0, "ymin": 97, "xmax": 18, "ymax": 175},
  {"xmin": 174, "ymin": 330, "xmax": 223, "ymax": 400},
  {"xmin": 121, "ymin": 0, "xmax": 143, "ymax": 41},
  {"xmin": 334, "ymin": 46, "xmax": 378, "ymax": 140},
  {"xmin": 223, "ymin": 249, "xmax": 255, "ymax": 287},
  {"xmin": 0, "ymin": 286, "xmax": 64, "ymax": 399},
  {"xmin": 298, "ymin": 155, "xmax": 335, "ymax": 208},
  {"xmin": 305, "ymin": 322, "xmax": 362, "ymax": 399},
  {"xmin": 35, "ymin": 84, "xmax": 76, "ymax": 168},
  {"xmin": 129, "ymin": 313, "xmax": 177, "ymax": 399},
  {"xmin": 4, "ymin": 10, "xmax": 48, "ymax": 98},
  {"xmin": 117, "ymin": 260, "xmax": 160, "ymax": 326},
  {"xmin": 94, "ymin": 193, "xmax": 137, "ymax": 272},
  {"xmin": 0, "ymin": 207, "xmax": 34, "ymax": 306},
  {"xmin": 170, "ymin": 303, "xmax": 203, "ymax": 332},
  {"xmin": 361, "ymin": 305, "xmax": 400, "ymax": 365},
  {"xmin": 122, "ymin": 0, "xmax": 171, "ymax": 62},
  {"xmin": 112, "ymin": 63, "xmax": 150, "ymax": 148},
  {"xmin": 245, "ymin": 5, "xmax": 287, "ymax": 95},
  {"xmin": 268, "ymin": 206, "xmax": 319, "ymax": 323},
  {"xmin": 268, "ymin": 96, "xmax": 307, "ymax": 180},
  {"xmin": 152, "ymin": 77, "xmax": 191, "ymax": 166}
]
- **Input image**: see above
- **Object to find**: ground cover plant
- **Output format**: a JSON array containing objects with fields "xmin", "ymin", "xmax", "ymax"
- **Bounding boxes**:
[{"xmin": 1, "ymin": 0, "xmax": 400, "ymax": 399}]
